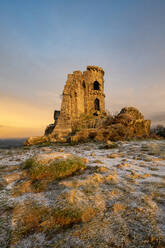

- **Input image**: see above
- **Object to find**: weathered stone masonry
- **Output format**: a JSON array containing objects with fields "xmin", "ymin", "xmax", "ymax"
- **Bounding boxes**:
[
  {"xmin": 25, "ymin": 65, "xmax": 151, "ymax": 146},
  {"xmin": 52, "ymin": 65, "xmax": 106, "ymax": 138}
]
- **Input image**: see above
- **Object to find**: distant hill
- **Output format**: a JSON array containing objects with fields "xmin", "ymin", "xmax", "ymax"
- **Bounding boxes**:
[{"xmin": 0, "ymin": 138, "xmax": 26, "ymax": 149}]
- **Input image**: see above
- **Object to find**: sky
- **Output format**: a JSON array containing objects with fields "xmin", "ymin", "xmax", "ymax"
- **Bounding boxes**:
[{"xmin": 0, "ymin": 0, "xmax": 165, "ymax": 138}]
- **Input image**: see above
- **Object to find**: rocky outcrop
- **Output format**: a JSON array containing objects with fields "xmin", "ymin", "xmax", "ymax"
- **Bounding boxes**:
[
  {"xmin": 70, "ymin": 107, "xmax": 151, "ymax": 143},
  {"xmin": 25, "ymin": 106, "xmax": 151, "ymax": 145},
  {"xmin": 24, "ymin": 136, "xmax": 50, "ymax": 146},
  {"xmin": 118, "ymin": 106, "xmax": 144, "ymax": 120},
  {"xmin": 25, "ymin": 65, "xmax": 151, "ymax": 146},
  {"xmin": 114, "ymin": 106, "xmax": 151, "ymax": 136}
]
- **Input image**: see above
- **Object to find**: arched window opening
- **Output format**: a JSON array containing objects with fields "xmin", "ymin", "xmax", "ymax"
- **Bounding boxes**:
[
  {"xmin": 93, "ymin": 81, "xmax": 100, "ymax": 90},
  {"xmin": 82, "ymin": 81, "xmax": 86, "ymax": 88},
  {"xmin": 94, "ymin": 98, "xmax": 100, "ymax": 111}
]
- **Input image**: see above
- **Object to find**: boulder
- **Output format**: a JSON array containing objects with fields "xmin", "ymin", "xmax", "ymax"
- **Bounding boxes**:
[
  {"xmin": 24, "ymin": 136, "xmax": 50, "ymax": 146},
  {"xmin": 118, "ymin": 106, "xmax": 144, "ymax": 120}
]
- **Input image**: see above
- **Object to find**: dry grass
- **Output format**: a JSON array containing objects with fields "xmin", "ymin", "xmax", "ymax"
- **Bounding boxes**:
[
  {"xmin": 24, "ymin": 157, "xmax": 86, "ymax": 180},
  {"xmin": 105, "ymin": 171, "xmax": 118, "ymax": 184},
  {"xmin": 40, "ymin": 207, "xmax": 82, "ymax": 230},
  {"xmin": 12, "ymin": 180, "xmax": 32, "ymax": 196},
  {"xmin": 107, "ymin": 153, "xmax": 119, "ymax": 159},
  {"xmin": 99, "ymin": 142, "xmax": 118, "ymax": 149},
  {"xmin": 96, "ymin": 166, "xmax": 109, "ymax": 173},
  {"xmin": 113, "ymin": 203, "xmax": 126, "ymax": 214},
  {"xmin": 93, "ymin": 159, "xmax": 103, "ymax": 164},
  {"xmin": 128, "ymin": 170, "xmax": 151, "ymax": 180},
  {"xmin": 12, "ymin": 204, "xmax": 49, "ymax": 243},
  {"xmin": 45, "ymin": 206, "xmax": 96, "ymax": 228},
  {"xmin": 60, "ymin": 173, "xmax": 104, "ymax": 189},
  {"xmin": 22, "ymin": 157, "xmax": 86, "ymax": 192},
  {"xmin": 12, "ymin": 202, "xmax": 96, "ymax": 243},
  {"xmin": 108, "ymin": 189, "xmax": 121, "ymax": 198}
]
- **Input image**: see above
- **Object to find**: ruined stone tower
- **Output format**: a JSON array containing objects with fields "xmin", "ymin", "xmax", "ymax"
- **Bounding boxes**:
[
  {"xmin": 51, "ymin": 65, "xmax": 106, "ymax": 138},
  {"xmin": 25, "ymin": 65, "xmax": 152, "ymax": 146}
]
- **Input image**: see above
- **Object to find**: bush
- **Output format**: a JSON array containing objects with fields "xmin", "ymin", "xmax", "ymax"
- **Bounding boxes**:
[{"xmin": 151, "ymin": 125, "xmax": 165, "ymax": 138}]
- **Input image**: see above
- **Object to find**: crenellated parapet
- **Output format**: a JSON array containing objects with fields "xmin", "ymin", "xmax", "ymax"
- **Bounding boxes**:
[{"xmin": 87, "ymin": 65, "xmax": 104, "ymax": 75}]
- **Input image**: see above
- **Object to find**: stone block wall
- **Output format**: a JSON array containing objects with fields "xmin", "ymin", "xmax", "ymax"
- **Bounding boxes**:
[{"xmin": 51, "ymin": 65, "xmax": 106, "ymax": 138}]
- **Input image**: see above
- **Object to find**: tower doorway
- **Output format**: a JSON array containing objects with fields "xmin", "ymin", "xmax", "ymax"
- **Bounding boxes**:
[{"xmin": 94, "ymin": 98, "xmax": 100, "ymax": 111}]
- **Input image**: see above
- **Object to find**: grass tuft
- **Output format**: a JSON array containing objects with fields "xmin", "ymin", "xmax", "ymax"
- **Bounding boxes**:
[
  {"xmin": 12, "ymin": 203, "xmax": 95, "ymax": 243},
  {"xmin": 24, "ymin": 157, "xmax": 86, "ymax": 181},
  {"xmin": 23, "ymin": 157, "xmax": 86, "ymax": 192}
]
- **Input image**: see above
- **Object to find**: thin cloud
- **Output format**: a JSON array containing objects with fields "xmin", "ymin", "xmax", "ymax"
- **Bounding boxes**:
[
  {"xmin": 106, "ymin": 83, "xmax": 165, "ymax": 126},
  {"xmin": 148, "ymin": 112, "xmax": 165, "ymax": 121}
]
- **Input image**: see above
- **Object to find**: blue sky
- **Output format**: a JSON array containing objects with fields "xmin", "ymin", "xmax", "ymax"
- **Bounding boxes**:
[{"xmin": 0, "ymin": 0, "xmax": 165, "ymax": 137}]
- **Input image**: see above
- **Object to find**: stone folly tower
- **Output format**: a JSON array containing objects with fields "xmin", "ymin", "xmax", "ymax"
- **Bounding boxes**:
[{"xmin": 51, "ymin": 65, "xmax": 106, "ymax": 138}]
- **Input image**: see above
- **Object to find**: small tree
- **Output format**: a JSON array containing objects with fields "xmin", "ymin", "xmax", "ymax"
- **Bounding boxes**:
[{"xmin": 152, "ymin": 125, "xmax": 165, "ymax": 138}]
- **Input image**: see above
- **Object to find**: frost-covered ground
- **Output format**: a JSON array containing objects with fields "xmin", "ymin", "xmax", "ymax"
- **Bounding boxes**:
[{"xmin": 0, "ymin": 140, "xmax": 165, "ymax": 248}]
